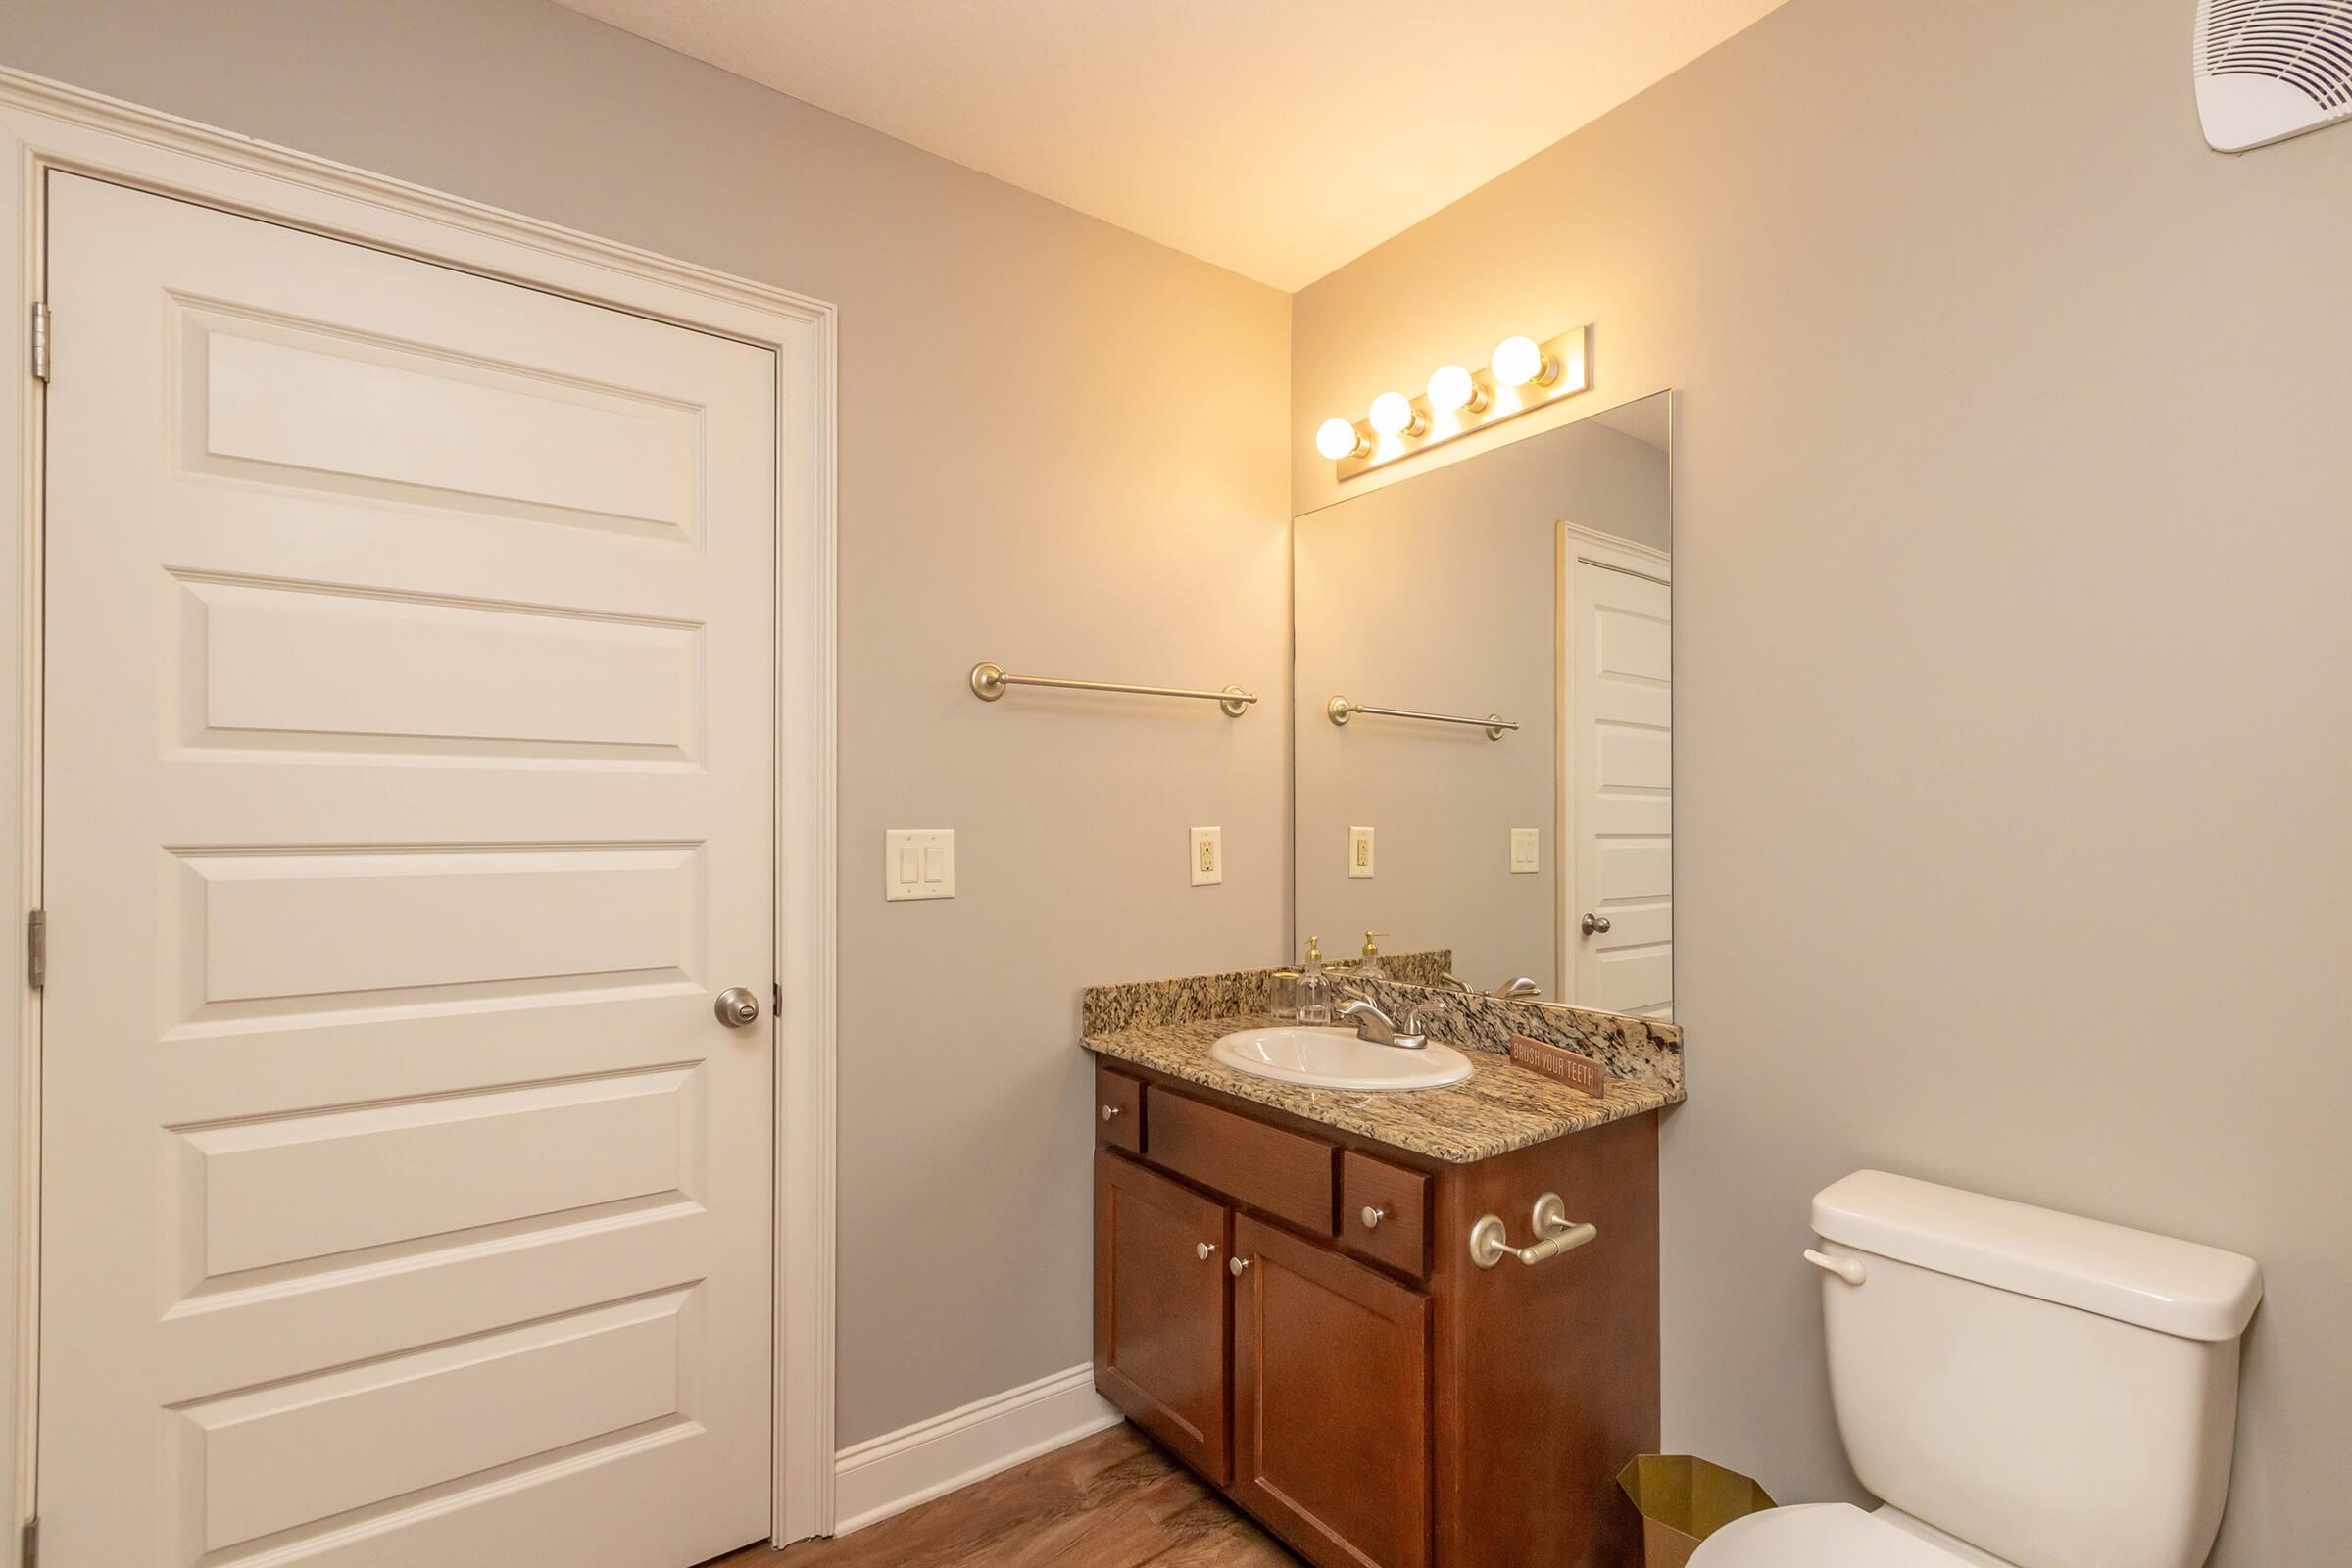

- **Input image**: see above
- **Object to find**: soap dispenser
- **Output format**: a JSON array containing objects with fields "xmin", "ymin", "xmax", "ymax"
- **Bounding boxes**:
[
  {"xmin": 1355, "ymin": 930, "xmax": 1389, "ymax": 982},
  {"xmin": 1298, "ymin": 937, "xmax": 1332, "ymax": 1025}
]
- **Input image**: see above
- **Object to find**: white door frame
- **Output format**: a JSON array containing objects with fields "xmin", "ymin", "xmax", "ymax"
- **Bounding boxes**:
[
  {"xmin": 0, "ymin": 67, "xmax": 841, "ymax": 1547},
  {"xmin": 1553, "ymin": 520, "xmax": 1672, "ymax": 1008}
]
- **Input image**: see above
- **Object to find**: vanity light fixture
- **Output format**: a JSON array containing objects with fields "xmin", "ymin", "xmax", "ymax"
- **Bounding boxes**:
[
  {"xmin": 1310, "ymin": 324, "xmax": 1592, "ymax": 479},
  {"xmin": 1427, "ymin": 363, "xmax": 1489, "ymax": 416},
  {"xmin": 1368, "ymin": 390, "xmax": 1427, "ymax": 439},
  {"xmin": 1315, "ymin": 416, "xmax": 1372, "ymax": 461},
  {"xmin": 1490, "ymin": 334, "xmax": 1561, "ymax": 389}
]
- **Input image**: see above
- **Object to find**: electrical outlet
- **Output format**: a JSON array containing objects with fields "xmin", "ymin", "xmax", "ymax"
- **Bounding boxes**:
[
  {"xmin": 1190, "ymin": 826, "xmax": 1223, "ymax": 886},
  {"xmin": 884, "ymin": 829, "xmax": 955, "ymax": 901},
  {"xmin": 1348, "ymin": 825, "xmax": 1375, "ymax": 879},
  {"xmin": 1510, "ymin": 827, "xmax": 1540, "ymax": 874}
]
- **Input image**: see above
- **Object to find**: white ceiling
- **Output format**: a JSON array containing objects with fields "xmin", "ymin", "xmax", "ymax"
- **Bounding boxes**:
[{"xmin": 549, "ymin": 0, "xmax": 1791, "ymax": 290}]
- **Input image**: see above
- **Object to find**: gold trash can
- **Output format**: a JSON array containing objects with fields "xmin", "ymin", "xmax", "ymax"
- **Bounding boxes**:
[{"xmin": 1616, "ymin": 1454, "xmax": 1776, "ymax": 1568}]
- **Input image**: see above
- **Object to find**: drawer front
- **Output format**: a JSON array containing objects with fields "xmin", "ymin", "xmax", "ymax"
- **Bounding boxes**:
[
  {"xmin": 1341, "ymin": 1152, "xmax": 1431, "ymax": 1280},
  {"xmin": 1147, "ymin": 1088, "xmax": 1336, "ymax": 1236},
  {"xmin": 1094, "ymin": 1064, "xmax": 1143, "ymax": 1154}
]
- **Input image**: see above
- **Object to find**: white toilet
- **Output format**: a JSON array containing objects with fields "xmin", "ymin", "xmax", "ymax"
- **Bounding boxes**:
[{"xmin": 1691, "ymin": 1170, "xmax": 2263, "ymax": 1568}]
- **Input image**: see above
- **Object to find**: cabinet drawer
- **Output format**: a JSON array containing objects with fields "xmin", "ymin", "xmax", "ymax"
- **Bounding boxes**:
[
  {"xmin": 1147, "ymin": 1088, "xmax": 1336, "ymax": 1236},
  {"xmin": 1094, "ymin": 1064, "xmax": 1143, "ymax": 1154},
  {"xmin": 1341, "ymin": 1152, "xmax": 1430, "ymax": 1280}
]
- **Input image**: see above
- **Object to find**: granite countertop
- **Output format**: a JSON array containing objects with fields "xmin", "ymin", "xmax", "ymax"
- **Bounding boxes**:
[{"xmin": 1083, "ymin": 1012, "xmax": 1683, "ymax": 1164}]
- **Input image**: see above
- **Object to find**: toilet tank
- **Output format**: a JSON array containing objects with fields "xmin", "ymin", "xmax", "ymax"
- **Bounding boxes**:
[{"xmin": 1811, "ymin": 1172, "xmax": 2262, "ymax": 1568}]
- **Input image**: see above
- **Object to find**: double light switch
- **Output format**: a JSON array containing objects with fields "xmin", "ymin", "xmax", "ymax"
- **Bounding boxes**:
[{"xmin": 885, "ymin": 829, "xmax": 955, "ymax": 901}]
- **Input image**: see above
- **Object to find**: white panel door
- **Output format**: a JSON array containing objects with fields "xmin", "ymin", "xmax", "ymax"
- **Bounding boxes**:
[
  {"xmin": 1566, "ymin": 560, "xmax": 1674, "ymax": 1019},
  {"xmin": 38, "ymin": 172, "xmax": 777, "ymax": 1567}
]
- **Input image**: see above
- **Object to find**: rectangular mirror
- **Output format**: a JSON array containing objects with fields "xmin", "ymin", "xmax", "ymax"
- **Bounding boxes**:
[{"xmin": 1292, "ymin": 392, "xmax": 1673, "ymax": 1018}]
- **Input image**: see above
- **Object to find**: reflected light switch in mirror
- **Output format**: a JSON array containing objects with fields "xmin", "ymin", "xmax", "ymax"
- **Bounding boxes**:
[
  {"xmin": 1510, "ymin": 828, "xmax": 1539, "ymax": 874},
  {"xmin": 885, "ymin": 829, "xmax": 955, "ymax": 901},
  {"xmin": 1348, "ymin": 826, "xmax": 1375, "ymax": 879}
]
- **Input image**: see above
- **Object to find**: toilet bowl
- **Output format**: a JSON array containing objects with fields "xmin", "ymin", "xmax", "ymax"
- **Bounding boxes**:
[{"xmin": 1690, "ymin": 1171, "xmax": 2262, "ymax": 1568}]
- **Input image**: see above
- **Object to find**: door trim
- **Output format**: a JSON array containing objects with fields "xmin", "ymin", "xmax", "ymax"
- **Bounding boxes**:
[{"xmin": 0, "ymin": 66, "xmax": 841, "ymax": 1546}]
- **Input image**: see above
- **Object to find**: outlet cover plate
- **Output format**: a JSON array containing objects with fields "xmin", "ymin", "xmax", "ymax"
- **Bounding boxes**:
[
  {"xmin": 1510, "ymin": 827, "xmax": 1540, "ymax": 874},
  {"xmin": 1190, "ymin": 826, "xmax": 1223, "ymax": 886},
  {"xmin": 1348, "ymin": 825, "xmax": 1375, "ymax": 879}
]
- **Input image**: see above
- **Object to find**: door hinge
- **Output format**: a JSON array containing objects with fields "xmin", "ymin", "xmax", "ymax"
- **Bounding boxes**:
[
  {"xmin": 29, "ymin": 303, "xmax": 48, "ymax": 383},
  {"xmin": 26, "ymin": 911, "xmax": 44, "ymax": 991},
  {"xmin": 19, "ymin": 1517, "xmax": 34, "ymax": 1568}
]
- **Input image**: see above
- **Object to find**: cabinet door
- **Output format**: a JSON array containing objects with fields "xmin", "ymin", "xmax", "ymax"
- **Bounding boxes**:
[
  {"xmin": 1095, "ymin": 1152, "xmax": 1231, "ymax": 1482},
  {"xmin": 1232, "ymin": 1215, "xmax": 1430, "ymax": 1568}
]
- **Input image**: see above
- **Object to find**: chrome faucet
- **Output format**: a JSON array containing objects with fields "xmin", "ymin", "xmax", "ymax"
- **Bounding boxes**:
[
  {"xmin": 1442, "ymin": 972, "xmax": 1542, "ymax": 1001},
  {"xmin": 1337, "ymin": 996, "xmax": 1431, "ymax": 1051}
]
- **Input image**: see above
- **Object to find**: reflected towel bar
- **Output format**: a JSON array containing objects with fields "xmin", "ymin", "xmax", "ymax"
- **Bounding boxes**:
[
  {"xmin": 1327, "ymin": 696, "xmax": 1516, "ymax": 741},
  {"xmin": 970, "ymin": 662, "xmax": 1256, "ymax": 717}
]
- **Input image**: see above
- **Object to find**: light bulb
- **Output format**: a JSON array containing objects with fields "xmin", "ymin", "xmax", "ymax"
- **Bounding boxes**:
[
  {"xmin": 1491, "ymin": 334, "xmax": 1558, "ymax": 389},
  {"xmin": 1368, "ymin": 390, "xmax": 1426, "ymax": 439},
  {"xmin": 1427, "ymin": 363, "xmax": 1488, "ymax": 416},
  {"xmin": 1315, "ymin": 416, "xmax": 1368, "ymax": 461}
]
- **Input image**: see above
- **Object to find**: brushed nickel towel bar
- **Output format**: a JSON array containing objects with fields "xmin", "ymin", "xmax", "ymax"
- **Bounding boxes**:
[
  {"xmin": 1327, "ymin": 695, "xmax": 1517, "ymax": 741},
  {"xmin": 970, "ymin": 662, "xmax": 1256, "ymax": 717}
]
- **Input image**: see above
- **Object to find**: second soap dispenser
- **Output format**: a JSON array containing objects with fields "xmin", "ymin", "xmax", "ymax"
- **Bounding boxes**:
[{"xmin": 1298, "ymin": 936, "xmax": 1332, "ymax": 1025}]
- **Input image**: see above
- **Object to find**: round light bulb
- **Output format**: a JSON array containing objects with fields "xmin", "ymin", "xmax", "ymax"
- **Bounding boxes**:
[
  {"xmin": 1315, "ymin": 416, "xmax": 1367, "ymax": 461},
  {"xmin": 1368, "ymin": 390, "xmax": 1425, "ymax": 438},
  {"xmin": 1426, "ymin": 363, "xmax": 1487, "ymax": 416},
  {"xmin": 1491, "ymin": 334, "xmax": 1556, "ymax": 389}
]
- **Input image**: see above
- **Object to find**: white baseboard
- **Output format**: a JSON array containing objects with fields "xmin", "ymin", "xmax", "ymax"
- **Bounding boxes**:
[{"xmin": 830, "ymin": 1363, "xmax": 1123, "ymax": 1536}]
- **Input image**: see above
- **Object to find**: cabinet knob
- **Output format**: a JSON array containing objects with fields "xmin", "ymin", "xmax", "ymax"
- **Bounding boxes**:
[
  {"xmin": 1196, "ymin": 1242, "xmax": 1217, "ymax": 1261},
  {"xmin": 1228, "ymin": 1255, "xmax": 1251, "ymax": 1278},
  {"xmin": 1100, "ymin": 1104, "xmax": 1121, "ymax": 1122},
  {"xmin": 1360, "ymin": 1205, "xmax": 1387, "ymax": 1230}
]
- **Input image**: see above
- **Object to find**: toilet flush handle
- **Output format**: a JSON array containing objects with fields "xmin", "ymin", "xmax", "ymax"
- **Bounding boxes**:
[{"xmin": 1804, "ymin": 1248, "xmax": 1867, "ymax": 1286}]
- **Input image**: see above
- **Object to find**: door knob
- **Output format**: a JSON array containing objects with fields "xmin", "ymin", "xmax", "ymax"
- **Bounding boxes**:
[
  {"xmin": 1581, "ymin": 913, "xmax": 1612, "ymax": 936},
  {"xmin": 713, "ymin": 987, "xmax": 762, "ymax": 1028},
  {"xmin": 1197, "ymin": 1242, "xmax": 1217, "ymax": 1261},
  {"xmin": 1229, "ymin": 1255, "xmax": 1251, "ymax": 1278},
  {"xmin": 1360, "ymin": 1206, "xmax": 1387, "ymax": 1230}
]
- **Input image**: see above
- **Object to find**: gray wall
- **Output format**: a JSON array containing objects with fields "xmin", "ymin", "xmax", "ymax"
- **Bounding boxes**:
[
  {"xmin": 1293, "ymin": 2, "xmax": 2351, "ymax": 1559},
  {"xmin": 1294, "ymin": 413, "xmax": 1667, "ymax": 993},
  {"xmin": 0, "ymin": 0, "xmax": 1292, "ymax": 1446}
]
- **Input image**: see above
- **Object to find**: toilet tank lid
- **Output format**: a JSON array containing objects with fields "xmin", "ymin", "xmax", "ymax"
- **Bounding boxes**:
[{"xmin": 1812, "ymin": 1171, "xmax": 2263, "ymax": 1341}]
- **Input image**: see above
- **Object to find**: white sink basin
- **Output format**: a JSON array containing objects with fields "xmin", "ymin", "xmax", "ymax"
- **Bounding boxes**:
[{"xmin": 1209, "ymin": 1026, "xmax": 1474, "ymax": 1092}]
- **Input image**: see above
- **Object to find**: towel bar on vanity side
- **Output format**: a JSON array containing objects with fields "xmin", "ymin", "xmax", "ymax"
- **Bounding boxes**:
[
  {"xmin": 970, "ymin": 662, "xmax": 1256, "ymax": 717},
  {"xmin": 1469, "ymin": 1192, "xmax": 1598, "ymax": 1268},
  {"xmin": 1327, "ymin": 695, "xmax": 1517, "ymax": 741}
]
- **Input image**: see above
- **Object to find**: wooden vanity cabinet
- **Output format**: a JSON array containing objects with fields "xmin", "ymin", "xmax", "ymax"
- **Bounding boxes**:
[
  {"xmin": 1092, "ymin": 1063, "xmax": 1659, "ymax": 1568},
  {"xmin": 1232, "ymin": 1213, "xmax": 1430, "ymax": 1568},
  {"xmin": 1093, "ymin": 1152, "xmax": 1231, "ymax": 1482}
]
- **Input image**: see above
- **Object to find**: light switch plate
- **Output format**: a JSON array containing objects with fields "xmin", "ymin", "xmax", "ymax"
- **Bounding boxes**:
[
  {"xmin": 1189, "ymin": 826, "xmax": 1223, "ymax": 887},
  {"xmin": 1510, "ymin": 827, "xmax": 1540, "ymax": 874},
  {"xmin": 1348, "ymin": 825, "xmax": 1375, "ymax": 879},
  {"xmin": 885, "ymin": 829, "xmax": 955, "ymax": 901}
]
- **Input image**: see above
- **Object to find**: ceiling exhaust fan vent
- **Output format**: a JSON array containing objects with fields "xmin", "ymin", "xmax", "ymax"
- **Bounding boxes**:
[{"xmin": 2195, "ymin": 0, "xmax": 2352, "ymax": 149}]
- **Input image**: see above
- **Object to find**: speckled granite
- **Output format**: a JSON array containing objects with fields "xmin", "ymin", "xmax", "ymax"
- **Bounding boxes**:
[
  {"xmin": 1083, "ymin": 1013, "xmax": 1681, "ymax": 1163},
  {"xmin": 1078, "ymin": 952, "xmax": 1454, "ymax": 1036},
  {"xmin": 1336, "ymin": 975, "xmax": 1682, "ymax": 1091}
]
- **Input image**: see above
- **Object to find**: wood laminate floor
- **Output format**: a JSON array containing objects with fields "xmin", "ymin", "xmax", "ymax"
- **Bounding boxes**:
[{"xmin": 712, "ymin": 1423, "xmax": 1299, "ymax": 1568}]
